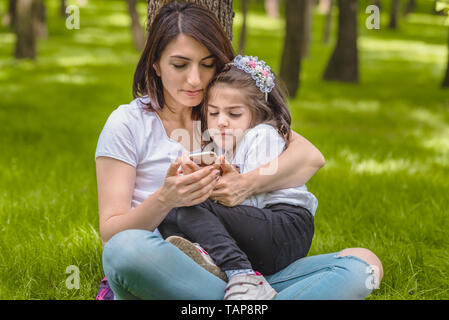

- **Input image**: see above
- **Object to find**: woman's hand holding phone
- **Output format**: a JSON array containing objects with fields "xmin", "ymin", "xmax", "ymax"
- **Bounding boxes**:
[{"xmin": 160, "ymin": 157, "xmax": 221, "ymax": 208}]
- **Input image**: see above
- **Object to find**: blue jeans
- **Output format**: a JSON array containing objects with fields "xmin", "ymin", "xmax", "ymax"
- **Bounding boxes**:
[{"xmin": 102, "ymin": 229, "xmax": 376, "ymax": 300}]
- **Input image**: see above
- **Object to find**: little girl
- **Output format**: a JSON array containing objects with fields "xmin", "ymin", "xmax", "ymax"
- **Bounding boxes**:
[{"xmin": 158, "ymin": 55, "xmax": 318, "ymax": 300}]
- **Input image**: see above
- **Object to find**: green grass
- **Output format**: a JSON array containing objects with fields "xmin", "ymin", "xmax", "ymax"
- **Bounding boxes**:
[{"xmin": 0, "ymin": 0, "xmax": 448, "ymax": 299}]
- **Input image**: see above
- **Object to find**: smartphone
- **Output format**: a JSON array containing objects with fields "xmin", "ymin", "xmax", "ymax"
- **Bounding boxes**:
[{"xmin": 188, "ymin": 151, "xmax": 218, "ymax": 166}]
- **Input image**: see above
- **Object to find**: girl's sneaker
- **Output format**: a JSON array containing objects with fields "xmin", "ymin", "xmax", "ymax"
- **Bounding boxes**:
[
  {"xmin": 166, "ymin": 235, "xmax": 227, "ymax": 282},
  {"xmin": 224, "ymin": 272, "xmax": 277, "ymax": 300}
]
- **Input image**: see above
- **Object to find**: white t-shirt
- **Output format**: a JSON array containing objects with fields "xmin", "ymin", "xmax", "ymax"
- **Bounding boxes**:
[
  {"xmin": 95, "ymin": 97, "xmax": 194, "ymax": 236},
  {"xmin": 216, "ymin": 123, "xmax": 318, "ymax": 215},
  {"xmin": 95, "ymin": 98, "xmax": 317, "ymax": 235}
]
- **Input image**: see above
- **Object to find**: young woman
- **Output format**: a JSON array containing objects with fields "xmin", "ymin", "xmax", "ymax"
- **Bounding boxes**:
[{"xmin": 96, "ymin": 1, "xmax": 383, "ymax": 300}]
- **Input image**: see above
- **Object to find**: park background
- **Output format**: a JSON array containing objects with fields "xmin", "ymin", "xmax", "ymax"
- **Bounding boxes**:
[{"xmin": 0, "ymin": 0, "xmax": 448, "ymax": 299}]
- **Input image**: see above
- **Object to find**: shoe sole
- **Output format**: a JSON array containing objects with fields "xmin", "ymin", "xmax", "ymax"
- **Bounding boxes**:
[{"xmin": 166, "ymin": 236, "xmax": 227, "ymax": 282}]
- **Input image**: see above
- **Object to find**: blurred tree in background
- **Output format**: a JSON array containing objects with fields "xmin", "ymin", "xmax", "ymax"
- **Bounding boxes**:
[
  {"xmin": 14, "ymin": 0, "xmax": 37, "ymax": 59},
  {"xmin": 389, "ymin": 0, "xmax": 400, "ymax": 29},
  {"xmin": 404, "ymin": 0, "xmax": 416, "ymax": 16},
  {"xmin": 4, "ymin": 0, "xmax": 449, "ymax": 91},
  {"xmin": 127, "ymin": 0, "xmax": 144, "ymax": 51},
  {"xmin": 6, "ymin": 0, "xmax": 17, "ymax": 28},
  {"xmin": 322, "ymin": 0, "xmax": 359, "ymax": 83},
  {"xmin": 437, "ymin": 0, "xmax": 449, "ymax": 87},
  {"xmin": 238, "ymin": 0, "xmax": 248, "ymax": 54},
  {"xmin": 60, "ymin": 0, "xmax": 66, "ymax": 17},
  {"xmin": 35, "ymin": 0, "xmax": 48, "ymax": 38},
  {"xmin": 279, "ymin": 0, "xmax": 307, "ymax": 98},
  {"xmin": 318, "ymin": 0, "xmax": 333, "ymax": 44}
]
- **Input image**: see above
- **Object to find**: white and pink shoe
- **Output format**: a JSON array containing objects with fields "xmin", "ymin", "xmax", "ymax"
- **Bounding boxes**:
[{"xmin": 224, "ymin": 272, "xmax": 277, "ymax": 300}]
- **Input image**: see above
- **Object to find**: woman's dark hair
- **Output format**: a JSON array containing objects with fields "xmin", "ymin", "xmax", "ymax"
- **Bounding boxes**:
[
  {"xmin": 202, "ymin": 64, "xmax": 292, "ymax": 148},
  {"xmin": 133, "ymin": 1, "xmax": 235, "ymax": 120}
]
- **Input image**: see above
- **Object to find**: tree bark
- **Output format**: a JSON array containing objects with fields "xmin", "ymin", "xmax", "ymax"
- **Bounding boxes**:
[
  {"xmin": 404, "ymin": 0, "xmax": 416, "ymax": 16},
  {"xmin": 10, "ymin": 0, "xmax": 18, "ymax": 27},
  {"xmin": 14, "ymin": 0, "xmax": 37, "ymax": 59},
  {"xmin": 238, "ymin": 0, "xmax": 248, "ymax": 54},
  {"xmin": 442, "ymin": 30, "xmax": 449, "ymax": 88},
  {"xmin": 147, "ymin": 0, "xmax": 234, "ymax": 41},
  {"xmin": 61, "ymin": 0, "xmax": 66, "ymax": 17},
  {"xmin": 3, "ymin": 0, "xmax": 17, "ymax": 28},
  {"xmin": 321, "ymin": 0, "xmax": 333, "ymax": 44},
  {"xmin": 323, "ymin": 0, "xmax": 333, "ymax": 44},
  {"xmin": 300, "ymin": 0, "xmax": 313, "ymax": 58},
  {"xmin": 265, "ymin": 0, "xmax": 279, "ymax": 19},
  {"xmin": 10, "ymin": 0, "xmax": 17, "ymax": 24},
  {"xmin": 322, "ymin": 0, "xmax": 358, "ymax": 83},
  {"xmin": 388, "ymin": 0, "xmax": 400, "ymax": 29},
  {"xmin": 35, "ymin": 0, "xmax": 47, "ymax": 38},
  {"xmin": 279, "ymin": 0, "xmax": 307, "ymax": 98},
  {"xmin": 127, "ymin": 0, "xmax": 145, "ymax": 51}
]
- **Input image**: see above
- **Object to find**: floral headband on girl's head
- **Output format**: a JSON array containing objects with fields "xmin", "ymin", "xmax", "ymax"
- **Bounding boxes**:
[{"xmin": 228, "ymin": 55, "xmax": 275, "ymax": 101}]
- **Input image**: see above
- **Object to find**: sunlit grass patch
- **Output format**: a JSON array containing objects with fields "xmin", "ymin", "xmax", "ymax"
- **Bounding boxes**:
[{"xmin": 360, "ymin": 38, "xmax": 446, "ymax": 64}]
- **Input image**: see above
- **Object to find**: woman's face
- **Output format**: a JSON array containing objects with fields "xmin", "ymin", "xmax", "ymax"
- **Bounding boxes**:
[
  {"xmin": 206, "ymin": 84, "xmax": 253, "ymax": 152},
  {"xmin": 153, "ymin": 34, "xmax": 217, "ymax": 110}
]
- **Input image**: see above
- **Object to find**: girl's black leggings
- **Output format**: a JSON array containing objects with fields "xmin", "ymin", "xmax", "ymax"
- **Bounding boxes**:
[{"xmin": 158, "ymin": 199, "xmax": 314, "ymax": 275}]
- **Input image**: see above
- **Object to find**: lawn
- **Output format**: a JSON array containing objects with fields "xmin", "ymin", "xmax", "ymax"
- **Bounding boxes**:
[{"xmin": 0, "ymin": 0, "xmax": 448, "ymax": 299}]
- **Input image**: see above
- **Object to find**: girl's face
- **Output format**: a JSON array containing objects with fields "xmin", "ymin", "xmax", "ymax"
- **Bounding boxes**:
[
  {"xmin": 153, "ymin": 34, "xmax": 216, "ymax": 110},
  {"xmin": 206, "ymin": 84, "xmax": 253, "ymax": 152}
]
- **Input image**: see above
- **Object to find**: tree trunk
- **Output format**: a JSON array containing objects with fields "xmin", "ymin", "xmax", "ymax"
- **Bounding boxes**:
[
  {"xmin": 127, "ymin": 0, "xmax": 145, "ymax": 51},
  {"xmin": 322, "ymin": 0, "xmax": 358, "ymax": 83},
  {"xmin": 14, "ymin": 0, "xmax": 37, "ymax": 59},
  {"xmin": 238, "ymin": 0, "xmax": 248, "ymax": 54},
  {"xmin": 35, "ymin": 0, "xmax": 48, "ymax": 39},
  {"xmin": 323, "ymin": 0, "xmax": 333, "ymax": 44},
  {"xmin": 10, "ymin": 0, "xmax": 17, "ymax": 23},
  {"xmin": 3, "ymin": 0, "xmax": 17, "ymax": 28},
  {"xmin": 61, "ymin": 0, "xmax": 66, "ymax": 17},
  {"xmin": 279, "ymin": 0, "xmax": 307, "ymax": 98},
  {"xmin": 147, "ymin": 0, "xmax": 234, "ymax": 41},
  {"xmin": 265, "ymin": 0, "xmax": 279, "ymax": 19},
  {"xmin": 404, "ymin": 0, "xmax": 416, "ymax": 16},
  {"xmin": 388, "ymin": 0, "xmax": 400, "ymax": 29},
  {"xmin": 442, "ymin": 30, "xmax": 449, "ymax": 88},
  {"xmin": 301, "ymin": 0, "xmax": 313, "ymax": 58}
]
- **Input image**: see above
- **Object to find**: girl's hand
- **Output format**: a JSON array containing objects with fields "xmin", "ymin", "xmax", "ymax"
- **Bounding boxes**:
[
  {"xmin": 210, "ymin": 155, "xmax": 251, "ymax": 207},
  {"xmin": 159, "ymin": 157, "xmax": 220, "ymax": 208}
]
